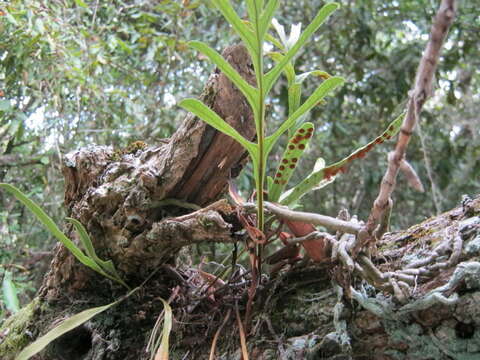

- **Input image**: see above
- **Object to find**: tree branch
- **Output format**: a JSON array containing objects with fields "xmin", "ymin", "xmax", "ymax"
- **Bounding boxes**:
[
  {"xmin": 0, "ymin": 154, "xmax": 44, "ymax": 167},
  {"xmin": 363, "ymin": 0, "xmax": 457, "ymax": 245},
  {"xmin": 244, "ymin": 201, "xmax": 361, "ymax": 234}
]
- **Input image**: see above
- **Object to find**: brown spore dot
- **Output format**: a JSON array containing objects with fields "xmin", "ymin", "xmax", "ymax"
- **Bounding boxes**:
[
  {"xmin": 276, "ymin": 173, "xmax": 282, "ymax": 178},
  {"xmin": 385, "ymin": 135, "xmax": 392, "ymax": 140},
  {"xmin": 292, "ymin": 158, "xmax": 298, "ymax": 163},
  {"xmin": 366, "ymin": 143, "xmax": 374, "ymax": 151},
  {"xmin": 295, "ymin": 135, "xmax": 303, "ymax": 141},
  {"xmin": 388, "ymin": 125, "xmax": 395, "ymax": 132},
  {"xmin": 281, "ymin": 180, "xmax": 287, "ymax": 185},
  {"xmin": 299, "ymin": 129, "xmax": 305, "ymax": 133},
  {"xmin": 307, "ymin": 127, "xmax": 314, "ymax": 132},
  {"xmin": 289, "ymin": 145, "xmax": 295, "ymax": 150},
  {"xmin": 279, "ymin": 165, "xmax": 285, "ymax": 171},
  {"xmin": 298, "ymin": 144, "xmax": 305, "ymax": 150},
  {"xmin": 289, "ymin": 164, "xmax": 295, "ymax": 169},
  {"xmin": 305, "ymin": 133, "xmax": 312, "ymax": 139},
  {"xmin": 274, "ymin": 180, "xmax": 280, "ymax": 184},
  {"xmin": 282, "ymin": 159, "xmax": 288, "ymax": 164},
  {"xmin": 292, "ymin": 139, "xmax": 298, "ymax": 144},
  {"xmin": 358, "ymin": 151, "xmax": 366, "ymax": 158}
]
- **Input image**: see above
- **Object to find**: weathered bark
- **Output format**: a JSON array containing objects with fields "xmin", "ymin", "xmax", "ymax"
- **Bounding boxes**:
[
  {"xmin": 1, "ymin": 42, "xmax": 479, "ymax": 360},
  {"xmin": 41, "ymin": 43, "xmax": 256, "ymax": 300}
]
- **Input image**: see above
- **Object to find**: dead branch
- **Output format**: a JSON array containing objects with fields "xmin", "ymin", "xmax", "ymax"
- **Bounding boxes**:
[{"xmin": 243, "ymin": 201, "xmax": 361, "ymax": 234}]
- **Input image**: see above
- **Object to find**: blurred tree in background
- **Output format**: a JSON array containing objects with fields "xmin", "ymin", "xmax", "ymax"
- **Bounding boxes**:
[{"xmin": 0, "ymin": 0, "xmax": 478, "ymax": 319}]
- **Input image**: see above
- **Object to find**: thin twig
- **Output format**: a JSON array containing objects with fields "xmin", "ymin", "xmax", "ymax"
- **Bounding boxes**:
[
  {"xmin": 285, "ymin": 231, "xmax": 336, "ymax": 246},
  {"xmin": 209, "ymin": 309, "xmax": 232, "ymax": 360},
  {"xmin": 244, "ymin": 202, "xmax": 361, "ymax": 234}
]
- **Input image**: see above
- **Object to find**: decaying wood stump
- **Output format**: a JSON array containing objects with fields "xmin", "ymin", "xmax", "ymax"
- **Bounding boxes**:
[
  {"xmin": 41, "ymin": 43, "xmax": 256, "ymax": 300},
  {"xmin": 0, "ymin": 42, "xmax": 479, "ymax": 360},
  {"xmin": 0, "ymin": 43, "xmax": 256, "ymax": 359}
]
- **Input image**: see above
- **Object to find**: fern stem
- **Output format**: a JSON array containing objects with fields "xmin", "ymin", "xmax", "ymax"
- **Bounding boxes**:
[{"xmin": 253, "ymin": 0, "xmax": 265, "ymax": 234}]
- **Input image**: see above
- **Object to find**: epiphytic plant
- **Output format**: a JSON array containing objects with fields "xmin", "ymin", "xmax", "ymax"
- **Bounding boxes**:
[
  {"xmin": 179, "ymin": 1, "xmax": 344, "ymax": 234},
  {"xmin": 0, "ymin": 183, "xmax": 128, "ymax": 289},
  {"xmin": 179, "ymin": 0, "xmax": 404, "ymax": 237},
  {"xmin": 263, "ymin": 19, "xmax": 404, "ymax": 204}
]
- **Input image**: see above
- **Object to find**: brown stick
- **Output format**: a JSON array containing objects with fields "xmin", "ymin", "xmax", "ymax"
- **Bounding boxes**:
[{"xmin": 362, "ymin": 0, "xmax": 457, "ymax": 245}]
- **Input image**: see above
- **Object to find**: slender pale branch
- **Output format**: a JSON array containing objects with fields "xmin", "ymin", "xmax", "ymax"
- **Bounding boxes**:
[
  {"xmin": 363, "ymin": 0, "xmax": 457, "ymax": 241},
  {"xmin": 244, "ymin": 202, "xmax": 361, "ymax": 234},
  {"xmin": 285, "ymin": 231, "xmax": 337, "ymax": 246}
]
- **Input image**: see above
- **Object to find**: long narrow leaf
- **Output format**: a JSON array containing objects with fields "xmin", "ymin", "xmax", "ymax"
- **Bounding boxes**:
[
  {"xmin": 178, "ymin": 98, "xmax": 257, "ymax": 155},
  {"xmin": 259, "ymin": 0, "xmax": 279, "ymax": 39},
  {"xmin": 0, "ymin": 184, "xmax": 120, "ymax": 285},
  {"xmin": 269, "ymin": 122, "xmax": 315, "ymax": 202},
  {"xmin": 66, "ymin": 218, "xmax": 128, "ymax": 289},
  {"xmin": 154, "ymin": 298, "xmax": 173, "ymax": 360},
  {"xmin": 265, "ymin": 76, "xmax": 344, "ymax": 155},
  {"xmin": 66, "ymin": 218, "xmax": 112, "ymax": 272},
  {"xmin": 264, "ymin": 2, "xmax": 339, "ymax": 95},
  {"xmin": 280, "ymin": 113, "xmax": 405, "ymax": 205},
  {"xmin": 15, "ymin": 301, "xmax": 118, "ymax": 360},
  {"xmin": 0, "ymin": 184, "xmax": 96, "ymax": 266},
  {"xmin": 243, "ymin": 20, "xmax": 284, "ymax": 50},
  {"xmin": 2, "ymin": 271, "xmax": 20, "ymax": 313},
  {"xmin": 188, "ymin": 41, "xmax": 258, "ymax": 108},
  {"xmin": 245, "ymin": 0, "xmax": 259, "ymax": 24},
  {"xmin": 211, "ymin": 0, "xmax": 257, "ymax": 57}
]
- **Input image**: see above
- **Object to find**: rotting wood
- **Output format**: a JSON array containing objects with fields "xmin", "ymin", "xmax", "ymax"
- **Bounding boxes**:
[{"xmin": 40, "ymin": 44, "xmax": 255, "ymax": 301}]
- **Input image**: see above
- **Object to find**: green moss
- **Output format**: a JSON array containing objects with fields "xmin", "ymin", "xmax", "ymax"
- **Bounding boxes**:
[
  {"xmin": 109, "ymin": 140, "xmax": 148, "ymax": 161},
  {"xmin": 0, "ymin": 298, "xmax": 40, "ymax": 359},
  {"xmin": 123, "ymin": 141, "xmax": 148, "ymax": 154}
]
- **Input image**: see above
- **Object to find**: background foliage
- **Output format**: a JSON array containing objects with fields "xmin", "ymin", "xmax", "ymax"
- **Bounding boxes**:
[{"xmin": 0, "ymin": 0, "xmax": 478, "ymax": 320}]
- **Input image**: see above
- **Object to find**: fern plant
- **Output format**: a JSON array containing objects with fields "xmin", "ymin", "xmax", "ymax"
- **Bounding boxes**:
[{"xmin": 179, "ymin": 1, "xmax": 344, "ymax": 233}]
